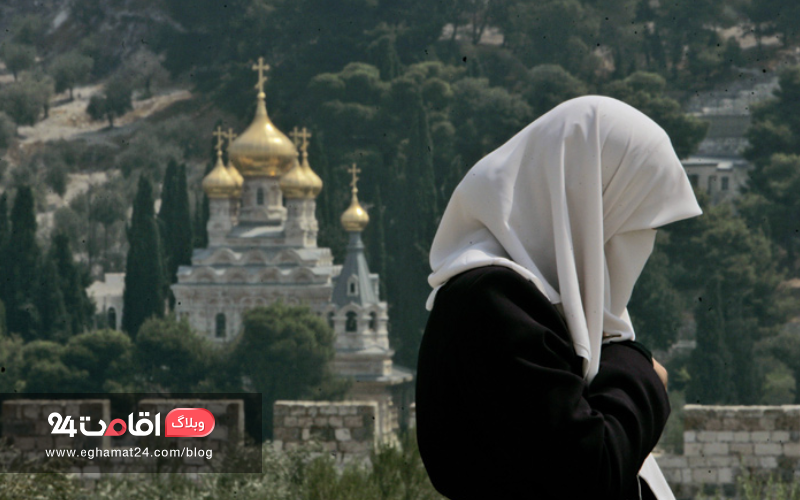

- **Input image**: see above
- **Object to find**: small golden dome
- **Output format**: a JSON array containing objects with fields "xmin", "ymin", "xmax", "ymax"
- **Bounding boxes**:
[
  {"xmin": 203, "ymin": 152, "xmax": 238, "ymax": 199},
  {"xmin": 340, "ymin": 163, "xmax": 369, "ymax": 232},
  {"xmin": 221, "ymin": 127, "xmax": 244, "ymax": 195},
  {"xmin": 227, "ymin": 159, "xmax": 244, "ymax": 191},
  {"xmin": 280, "ymin": 156, "xmax": 310, "ymax": 199},
  {"xmin": 228, "ymin": 94, "xmax": 297, "ymax": 178},
  {"xmin": 300, "ymin": 151, "xmax": 323, "ymax": 198}
]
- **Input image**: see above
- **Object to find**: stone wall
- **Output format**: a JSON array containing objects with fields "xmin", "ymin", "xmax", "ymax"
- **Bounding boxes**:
[
  {"xmin": 1, "ymin": 398, "xmax": 249, "ymax": 475},
  {"xmin": 272, "ymin": 401, "xmax": 379, "ymax": 464},
  {"xmin": 657, "ymin": 405, "xmax": 800, "ymax": 499}
]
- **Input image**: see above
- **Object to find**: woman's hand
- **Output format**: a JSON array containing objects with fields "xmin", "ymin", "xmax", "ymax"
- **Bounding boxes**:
[{"xmin": 652, "ymin": 358, "xmax": 668, "ymax": 390}]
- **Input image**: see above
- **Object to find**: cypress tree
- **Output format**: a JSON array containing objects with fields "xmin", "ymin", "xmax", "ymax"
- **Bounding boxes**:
[
  {"xmin": 122, "ymin": 176, "xmax": 165, "ymax": 337},
  {"xmin": 6, "ymin": 186, "xmax": 40, "ymax": 340},
  {"xmin": 159, "ymin": 161, "xmax": 193, "ymax": 309},
  {"xmin": 51, "ymin": 232, "xmax": 93, "ymax": 336},
  {"xmin": 0, "ymin": 193, "xmax": 9, "ymax": 313},
  {"xmin": 36, "ymin": 254, "xmax": 69, "ymax": 341},
  {"xmin": 193, "ymin": 162, "xmax": 212, "ymax": 249}
]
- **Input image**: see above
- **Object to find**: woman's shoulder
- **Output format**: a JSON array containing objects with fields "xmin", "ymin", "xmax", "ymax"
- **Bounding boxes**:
[{"xmin": 432, "ymin": 265, "xmax": 568, "ymax": 337}]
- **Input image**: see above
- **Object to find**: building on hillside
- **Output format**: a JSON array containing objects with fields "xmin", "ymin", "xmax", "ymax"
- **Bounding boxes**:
[
  {"xmin": 87, "ymin": 272, "xmax": 125, "ymax": 330},
  {"xmin": 171, "ymin": 58, "xmax": 413, "ymax": 437}
]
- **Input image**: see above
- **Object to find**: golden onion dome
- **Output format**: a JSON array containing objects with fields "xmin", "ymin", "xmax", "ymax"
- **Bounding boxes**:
[
  {"xmin": 340, "ymin": 164, "xmax": 369, "ymax": 232},
  {"xmin": 203, "ymin": 152, "xmax": 238, "ymax": 199},
  {"xmin": 280, "ymin": 156, "xmax": 310, "ymax": 199},
  {"xmin": 226, "ymin": 159, "xmax": 244, "ymax": 192},
  {"xmin": 300, "ymin": 151, "xmax": 323, "ymax": 198},
  {"xmin": 228, "ymin": 92, "xmax": 297, "ymax": 178}
]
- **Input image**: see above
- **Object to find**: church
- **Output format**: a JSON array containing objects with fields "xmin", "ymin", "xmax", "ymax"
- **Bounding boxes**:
[{"xmin": 171, "ymin": 58, "xmax": 413, "ymax": 436}]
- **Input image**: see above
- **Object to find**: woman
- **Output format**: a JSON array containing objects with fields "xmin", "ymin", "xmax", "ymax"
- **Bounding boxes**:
[{"xmin": 415, "ymin": 95, "xmax": 701, "ymax": 500}]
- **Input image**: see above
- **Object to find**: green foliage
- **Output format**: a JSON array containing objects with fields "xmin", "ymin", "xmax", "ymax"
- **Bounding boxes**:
[
  {"xmin": 87, "ymin": 78, "xmax": 133, "ymax": 128},
  {"xmin": 10, "ymin": 14, "xmax": 47, "ymax": 47},
  {"xmin": 122, "ymin": 176, "xmax": 165, "ymax": 337},
  {"xmin": 0, "ymin": 333, "xmax": 24, "ymax": 393},
  {"xmin": 50, "ymin": 232, "xmax": 95, "ymax": 336},
  {"xmin": 4, "ymin": 186, "xmax": 41, "ymax": 341},
  {"xmin": 0, "ymin": 82, "xmax": 43, "ymax": 128},
  {"xmin": 524, "ymin": 64, "xmax": 589, "ymax": 117},
  {"xmin": 604, "ymin": 71, "xmax": 708, "ymax": 158},
  {"xmin": 134, "ymin": 316, "xmax": 216, "ymax": 392},
  {"xmin": 0, "ymin": 111, "xmax": 15, "ymax": 148},
  {"xmin": 50, "ymin": 51, "xmax": 94, "ymax": 99},
  {"xmin": 682, "ymin": 203, "xmax": 790, "ymax": 404},
  {"xmin": 158, "ymin": 160, "xmax": 193, "ymax": 302},
  {"xmin": 231, "ymin": 302, "xmax": 346, "ymax": 438},
  {"xmin": 0, "ymin": 43, "xmax": 36, "ymax": 81},
  {"xmin": 62, "ymin": 329, "xmax": 134, "ymax": 392},
  {"xmin": 629, "ymin": 242, "xmax": 686, "ymax": 351}
]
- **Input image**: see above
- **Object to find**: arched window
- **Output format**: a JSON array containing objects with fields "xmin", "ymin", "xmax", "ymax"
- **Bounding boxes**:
[
  {"xmin": 256, "ymin": 188, "xmax": 265, "ymax": 205},
  {"xmin": 347, "ymin": 276, "xmax": 358, "ymax": 296},
  {"xmin": 346, "ymin": 311, "xmax": 357, "ymax": 332},
  {"xmin": 215, "ymin": 313, "xmax": 226, "ymax": 338},
  {"xmin": 107, "ymin": 307, "xmax": 117, "ymax": 330},
  {"xmin": 369, "ymin": 312, "xmax": 377, "ymax": 331},
  {"xmin": 328, "ymin": 311, "xmax": 335, "ymax": 329}
]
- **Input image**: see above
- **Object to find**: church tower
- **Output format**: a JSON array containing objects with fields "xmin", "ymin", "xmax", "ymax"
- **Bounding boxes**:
[{"xmin": 172, "ymin": 58, "xmax": 412, "ymax": 434}]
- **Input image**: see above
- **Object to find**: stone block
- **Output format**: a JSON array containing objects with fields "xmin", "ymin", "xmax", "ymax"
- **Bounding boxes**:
[
  {"xmin": 718, "ymin": 467, "xmax": 734, "ymax": 484},
  {"xmin": 329, "ymin": 416, "xmax": 343, "ymax": 428},
  {"xmin": 283, "ymin": 416, "xmax": 297, "ymax": 427},
  {"xmin": 717, "ymin": 431, "xmax": 734, "ymax": 442},
  {"xmin": 733, "ymin": 431, "xmax": 750, "ymax": 443},
  {"xmin": 703, "ymin": 443, "xmax": 729, "ymax": 455},
  {"xmin": 22, "ymin": 405, "xmax": 39, "ymax": 419},
  {"xmin": 296, "ymin": 417, "xmax": 313, "ymax": 427},
  {"xmin": 730, "ymin": 443, "xmax": 753, "ymax": 455},
  {"xmin": 335, "ymin": 428, "xmax": 351, "ymax": 442},
  {"xmin": 314, "ymin": 417, "xmax": 328, "ymax": 426},
  {"xmin": 320, "ymin": 405, "xmax": 338, "ymax": 416},
  {"xmin": 683, "ymin": 430, "xmax": 697, "ymax": 443},
  {"xmin": 692, "ymin": 468, "xmax": 717, "ymax": 483},
  {"xmin": 784, "ymin": 442, "xmax": 800, "ymax": 457},
  {"xmin": 344, "ymin": 416, "xmax": 363, "ymax": 428},
  {"xmin": 771, "ymin": 431, "xmax": 790, "ymax": 443},
  {"xmin": 684, "ymin": 443, "xmax": 703, "ymax": 457},
  {"xmin": 751, "ymin": 431, "xmax": 770, "ymax": 442},
  {"xmin": 754, "ymin": 443, "xmax": 781, "ymax": 456},
  {"xmin": 697, "ymin": 431, "xmax": 716, "ymax": 443},
  {"xmin": 759, "ymin": 456, "xmax": 778, "ymax": 468}
]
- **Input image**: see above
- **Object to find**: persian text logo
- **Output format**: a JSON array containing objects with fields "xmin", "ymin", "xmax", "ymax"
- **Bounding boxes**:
[{"xmin": 47, "ymin": 408, "xmax": 215, "ymax": 438}]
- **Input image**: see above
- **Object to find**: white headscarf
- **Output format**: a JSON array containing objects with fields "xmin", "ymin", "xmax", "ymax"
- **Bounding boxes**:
[
  {"xmin": 426, "ymin": 95, "xmax": 700, "ymax": 500},
  {"xmin": 426, "ymin": 95, "xmax": 702, "ymax": 381}
]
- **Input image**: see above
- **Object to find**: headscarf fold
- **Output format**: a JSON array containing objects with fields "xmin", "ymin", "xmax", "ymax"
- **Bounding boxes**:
[
  {"xmin": 426, "ymin": 95, "xmax": 701, "ymax": 381},
  {"xmin": 425, "ymin": 95, "xmax": 700, "ymax": 500}
]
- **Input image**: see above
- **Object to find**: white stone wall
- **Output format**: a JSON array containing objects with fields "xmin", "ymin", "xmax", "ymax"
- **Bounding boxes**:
[{"xmin": 657, "ymin": 405, "xmax": 800, "ymax": 499}]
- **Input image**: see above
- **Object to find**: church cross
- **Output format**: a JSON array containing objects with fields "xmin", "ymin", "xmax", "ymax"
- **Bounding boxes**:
[
  {"xmin": 252, "ymin": 57, "xmax": 270, "ymax": 94},
  {"xmin": 348, "ymin": 164, "xmax": 361, "ymax": 191},
  {"xmin": 290, "ymin": 127, "xmax": 312, "ymax": 153},
  {"xmin": 224, "ymin": 127, "xmax": 237, "ymax": 146},
  {"xmin": 212, "ymin": 125, "xmax": 225, "ymax": 153}
]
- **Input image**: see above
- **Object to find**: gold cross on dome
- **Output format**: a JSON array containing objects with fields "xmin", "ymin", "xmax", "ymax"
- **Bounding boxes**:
[
  {"xmin": 348, "ymin": 163, "xmax": 361, "ymax": 190},
  {"xmin": 252, "ymin": 57, "xmax": 270, "ymax": 94},
  {"xmin": 212, "ymin": 125, "xmax": 225, "ymax": 153},
  {"xmin": 290, "ymin": 127, "xmax": 312, "ymax": 153},
  {"xmin": 223, "ymin": 127, "xmax": 237, "ymax": 147}
]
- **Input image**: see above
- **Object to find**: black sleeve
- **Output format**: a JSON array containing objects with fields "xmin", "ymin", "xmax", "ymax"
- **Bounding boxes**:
[{"xmin": 415, "ymin": 267, "xmax": 670, "ymax": 500}]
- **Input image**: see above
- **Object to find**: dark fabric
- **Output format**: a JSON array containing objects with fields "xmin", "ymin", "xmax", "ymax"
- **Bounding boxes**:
[{"xmin": 415, "ymin": 266, "xmax": 670, "ymax": 500}]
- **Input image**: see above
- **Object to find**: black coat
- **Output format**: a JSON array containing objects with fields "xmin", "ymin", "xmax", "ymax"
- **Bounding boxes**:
[{"xmin": 415, "ymin": 266, "xmax": 670, "ymax": 500}]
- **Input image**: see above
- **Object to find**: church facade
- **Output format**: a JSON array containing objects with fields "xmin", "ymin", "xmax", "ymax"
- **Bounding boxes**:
[{"xmin": 171, "ymin": 59, "xmax": 412, "ymax": 437}]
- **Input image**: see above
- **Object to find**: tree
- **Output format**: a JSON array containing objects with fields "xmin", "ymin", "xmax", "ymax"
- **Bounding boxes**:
[
  {"xmin": 158, "ymin": 161, "xmax": 193, "ymax": 307},
  {"xmin": 50, "ymin": 51, "xmax": 94, "ymax": 100},
  {"xmin": 19, "ymin": 341, "xmax": 78, "ymax": 393},
  {"xmin": 524, "ymin": 64, "xmax": 589, "ymax": 118},
  {"xmin": 628, "ymin": 242, "xmax": 686, "ymax": 351},
  {"xmin": 684, "ymin": 204, "xmax": 790, "ymax": 404},
  {"xmin": 0, "ymin": 43, "xmax": 36, "ymax": 81},
  {"xmin": 86, "ymin": 78, "xmax": 133, "ymax": 128},
  {"xmin": 231, "ymin": 303, "xmax": 347, "ymax": 438},
  {"xmin": 135, "ymin": 316, "xmax": 216, "ymax": 392},
  {"xmin": 604, "ymin": 72, "xmax": 709, "ymax": 158},
  {"xmin": 120, "ymin": 49, "xmax": 169, "ymax": 97},
  {"xmin": 0, "ymin": 112, "xmax": 15, "ymax": 148},
  {"xmin": 50, "ymin": 233, "xmax": 95, "ymax": 337},
  {"xmin": 89, "ymin": 187, "xmax": 126, "ymax": 263},
  {"xmin": 62, "ymin": 329, "xmax": 134, "ymax": 392},
  {"xmin": 10, "ymin": 14, "xmax": 46, "ymax": 47},
  {"xmin": 0, "ymin": 82, "xmax": 43, "ymax": 130},
  {"xmin": 122, "ymin": 176, "xmax": 165, "ymax": 337},
  {"xmin": 5, "ymin": 186, "xmax": 41, "ymax": 341},
  {"xmin": 35, "ymin": 256, "xmax": 70, "ymax": 341}
]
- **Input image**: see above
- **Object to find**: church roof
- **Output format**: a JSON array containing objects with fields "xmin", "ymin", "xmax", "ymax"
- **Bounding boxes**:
[{"xmin": 332, "ymin": 231, "xmax": 378, "ymax": 308}]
